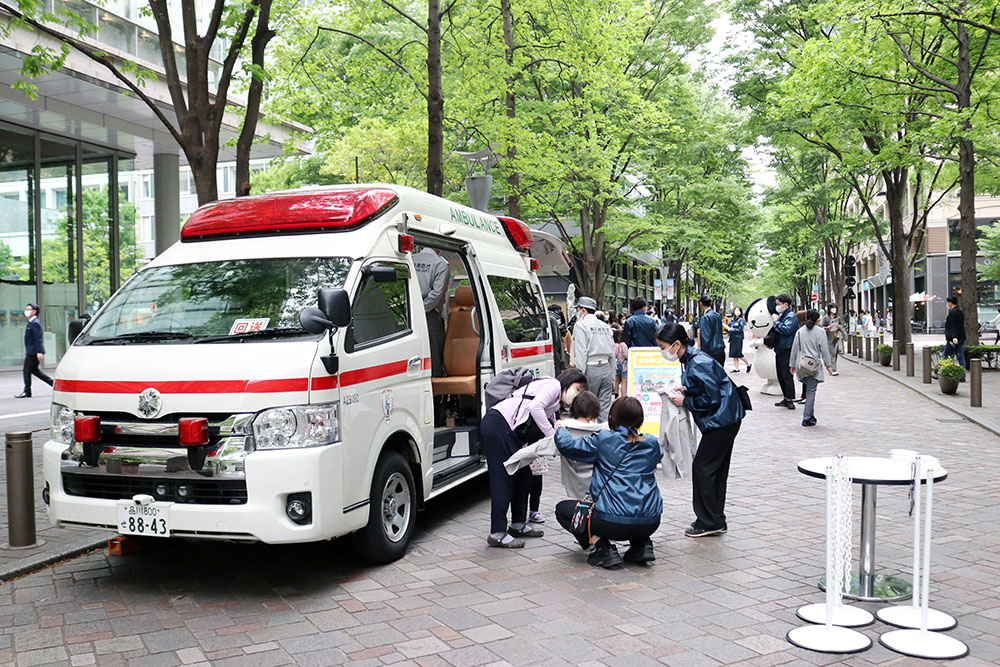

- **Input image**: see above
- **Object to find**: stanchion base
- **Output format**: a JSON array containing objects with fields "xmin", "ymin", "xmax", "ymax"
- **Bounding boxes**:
[
  {"xmin": 0, "ymin": 539, "xmax": 46, "ymax": 551},
  {"xmin": 787, "ymin": 624, "xmax": 872, "ymax": 654},
  {"xmin": 876, "ymin": 605, "xmax": 957, "ymax": 631},
  {"xmin": 879, "ymin": 629, "xmax": 968, "ymax": 660},
  {"xmin": 797, "ymin": 603, "xmax": 874, "ymax": 627},
  {"xmin": 819, "ymin": 573, "xmax": 912, "ymax": 601}
]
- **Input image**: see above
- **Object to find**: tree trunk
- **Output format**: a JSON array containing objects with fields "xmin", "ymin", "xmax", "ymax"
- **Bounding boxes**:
[
  {"xmin": 190, "ymin": 153, "xmax": 219, "ymax": 205},
  {"xmin": 885, "ymin": 173, "xmax": 912, "ymax": 348},
  {"xmin": 425, "ymin": 0, "xmax": 444, "ymax": 196},
  {"xmin": 500, "ymin": 0, "xmax": 520, "ymax": 218},
  {"xmin": 956, "ymin": 21, "xmax": 979, "ymax": 344},
  {"xmin": 236, "ymin": 0, "xmax": 275, "ymax": 197}
]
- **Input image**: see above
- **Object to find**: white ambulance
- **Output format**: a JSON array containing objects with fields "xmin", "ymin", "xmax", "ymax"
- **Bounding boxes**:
[{"xmin": 43, "ymin": 185, "xmax": 555, "ymax": 562}]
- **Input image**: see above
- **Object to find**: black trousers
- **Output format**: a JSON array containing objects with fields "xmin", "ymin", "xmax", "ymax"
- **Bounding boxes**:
[
  {"xmin": 710, "ymin": 351, "xmax": 726, "ymax": 366},
  {"xmin": 691, "ymin": 420, "xmax": 741, "ymax": 531},
  {"xmin": 555, "ymin": 500, "xmax": 659, "ymax": 546},
  {"xmin": 480, "ymin": 410, "xmax": 530, "ymax": 534},
  {"xmin": 775, "ymin": 348, "xmax": 794, "ymax": 400},
  {"xmin": 427, "ymin": 311, "xmax": 446, "ymax": 423},
  {"xmin": 22, "ymin": 354, "xmax": 53, "ymax": 394},
  {"xmin": 529, "ymin": 475, "xmax": 542, "ymax": 512}
]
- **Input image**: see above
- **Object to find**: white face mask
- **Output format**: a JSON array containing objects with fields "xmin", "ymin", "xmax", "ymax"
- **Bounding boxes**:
[
  {"xmin": 660, "ymin": 345, "xmax": 679, "ymax": 362},
  {"xmin": 563, "ymin": 386, "xmax": 581, "ymax": 407},
  {"xmin": 24, "ymin": 310, "xmax": 32, "ymax": 318},
  {"xmin": 830, "ymin": 309, "xmax": 837, "ymax": 315},
  {"xmin": 776, "ymin": 304, "xmax": 787, "ymax": 314}
]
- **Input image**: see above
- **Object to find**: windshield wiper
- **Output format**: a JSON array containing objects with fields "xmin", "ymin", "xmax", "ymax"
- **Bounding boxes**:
[
  {"xmin": 194, "ymin": 328, "xmax": 309, "ymax": 344},
  {"xmin": 84, "ymin": 331, "xmax": 195, "ymax": 345}
]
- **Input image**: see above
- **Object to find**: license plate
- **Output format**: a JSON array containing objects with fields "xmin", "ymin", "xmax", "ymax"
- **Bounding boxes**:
[{"xmin": 116, "ymin": 501, "xmax": 170, "ymax": 537}]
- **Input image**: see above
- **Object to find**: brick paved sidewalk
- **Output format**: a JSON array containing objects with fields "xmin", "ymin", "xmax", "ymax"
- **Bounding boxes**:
[{"xmin": 2, "ymin": 357, "xmax": 999, "ymax": 666}]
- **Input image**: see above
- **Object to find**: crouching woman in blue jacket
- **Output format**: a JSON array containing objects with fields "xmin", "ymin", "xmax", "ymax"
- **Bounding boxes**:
[
  {"xmin": 553, "ymin": 397, "xmax": 663, "ymax": 568},
  {"xmin": 657, "ymin": 323, "xmax": 745, "ymax": 538}
]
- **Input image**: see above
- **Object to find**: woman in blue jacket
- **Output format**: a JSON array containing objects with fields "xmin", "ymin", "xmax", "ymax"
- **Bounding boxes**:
[
  {"xmin": 657, "ymin": 323, "xmax": 745, "ymax": 538},
  {"xmin": 553, "ymin": 397, "xmax": 663, "ymax": 568},
  {"xmin": 724, "ymin": 306, "xmax": 751, "ymax": 374}
]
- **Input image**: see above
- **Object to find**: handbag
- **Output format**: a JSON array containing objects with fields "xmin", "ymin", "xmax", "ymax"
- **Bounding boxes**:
[
  {"xmin": 730, "ymin": 380, "xmax": 752, "ymax": 411},
  {"xmin": 512, "ymin": 392, "xmax": 551, "ymax": 445},
  {"xmin": 797, "ymin": 355, "xmax": 821, "ymax": 378},
  {"xmin": 568, "ymin": 443, "xmax": 634, "ymax": 542}
]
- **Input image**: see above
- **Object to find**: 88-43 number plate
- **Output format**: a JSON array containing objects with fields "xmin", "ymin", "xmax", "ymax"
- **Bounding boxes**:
[{"xmin": 116, "ymin": 501, "xmax": 170, "ymax": 537}]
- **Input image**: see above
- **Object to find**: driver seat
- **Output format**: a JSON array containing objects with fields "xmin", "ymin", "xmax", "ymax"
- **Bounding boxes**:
[{"xmin": 431, "ymin": 285, "xmax": 479, "ymax": 396}]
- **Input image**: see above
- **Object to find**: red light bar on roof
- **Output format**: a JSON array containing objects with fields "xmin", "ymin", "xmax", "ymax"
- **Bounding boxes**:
[
  {"xmin": 181, "ymin": 188, "xmax": 399, "ymax": 241},
  {"xmin": 497, "ymin": 216, "xmax": 534, "ymax": 251}
]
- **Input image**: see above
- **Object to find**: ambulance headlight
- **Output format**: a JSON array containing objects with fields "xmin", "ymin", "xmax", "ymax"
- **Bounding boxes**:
[
  {"xmin": 252, "ymin": 403, "xmax": 340, "ymax": 450},
  {"xmin": 51, "ymin": 403, "xmax": 76, "ymax": 444}
]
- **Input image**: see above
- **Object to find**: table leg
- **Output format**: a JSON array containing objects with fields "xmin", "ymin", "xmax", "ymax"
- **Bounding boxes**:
[{"xmin": 859, "ymin": 483, "xmax": 877, "ymax": 597}]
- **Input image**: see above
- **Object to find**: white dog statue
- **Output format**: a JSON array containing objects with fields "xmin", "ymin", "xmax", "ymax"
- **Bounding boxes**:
[{"xmin": 746, "ymin": 297, "xmax": 782, "ymax": 395}]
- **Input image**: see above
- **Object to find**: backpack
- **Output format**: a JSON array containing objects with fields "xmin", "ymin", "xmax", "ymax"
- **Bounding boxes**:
[{"xmin": 484, "ymin": 367, "xmax": 536, "ymax": 410}]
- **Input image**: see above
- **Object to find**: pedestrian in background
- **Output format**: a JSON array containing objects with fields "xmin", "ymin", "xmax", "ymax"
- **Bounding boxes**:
[
  {"xmin": 821, "ymin": 304, "xmax": 841, "ymax": 376},
  {"xmin": 614, "ymin": 329, "xmax": 628, "ymax": 398},
  {"xmin": 657, "ymin": 323, "xmax": 745, "ymax": 538},
  {"xmin": 547, "ymin": 304, "xmax": 568, "ymax": 376},
  {"xmin": 623, "ymin": 296, "xmax": 659, "ymax": 348},
  {"xmin": 724, "ymin": 306, "xmax": 751, "ymax": 374},
  {"xmin": 789, "ymin": 310, "xmax": 835, "ymax": 427},
  {"xmin": 414, "ymin": 247, "xmax": 450, "ymax": 425},
  {"xmin": 16, "ymin": 303, "xmax": 53, "ymax": 398},
  {"xmin": 696, "ymin": 296, "xmax": 725, "ymax": 365},
  {"xmin": 572, "ymin": 296, "xmax": 616, "ymax": 420},
  {"xmin": 944, "ymin": 296, "xmax": 966, "ymax": 381},
  {"xmin": 772, "ymin": 294, "xmax": 800, "ymax": 409}
]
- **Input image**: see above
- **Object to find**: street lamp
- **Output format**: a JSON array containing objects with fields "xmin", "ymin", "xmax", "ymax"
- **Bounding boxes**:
[{"xmin": 456, "ymin": 146, "xmax": 498, "ymax": 212}]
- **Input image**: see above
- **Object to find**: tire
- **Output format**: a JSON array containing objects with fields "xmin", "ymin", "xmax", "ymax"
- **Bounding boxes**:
[{"xmin": 351, "ymin": 450, "xmax": 417, "ymax": 563}]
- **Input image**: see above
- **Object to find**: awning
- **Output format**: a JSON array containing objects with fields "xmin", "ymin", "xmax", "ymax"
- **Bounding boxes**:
[{"xmin": 909, "ymin": 292, "xmax": 936, "ymax": 302}]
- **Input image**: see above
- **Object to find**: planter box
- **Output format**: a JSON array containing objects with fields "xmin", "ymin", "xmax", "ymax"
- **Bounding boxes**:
[
  {"xmin": 879, "ymin": 354, "xmax": 891, "ymax": 367},
  {"xmin": 938, "ymin": 376, "xmax": 959, "ymax": 395}
]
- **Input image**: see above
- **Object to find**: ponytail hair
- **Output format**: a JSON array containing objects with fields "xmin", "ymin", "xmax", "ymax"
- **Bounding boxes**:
[
  {"xmin": 656, "ymin": 322, "xmax": 694, "ymax": 347},
  {"xmin": 805, "ymin": 309, "xmax": 820, "ymax": 329}
]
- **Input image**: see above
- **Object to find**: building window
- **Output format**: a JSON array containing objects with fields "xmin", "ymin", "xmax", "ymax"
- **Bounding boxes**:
[
  {"xmin": 218, "ymin": 165, "xmax": 236, "ymax": 194},
  {"xmin": 139, "ymin": 215, "xmax": 155, "ymax": 243},
  {"xmin": 139, "ymin": 173, "xmax": 154, "ymax": 200},
  {"xmin": 179, "ymin": 168, "xmax": 195, "ymax": 196}
]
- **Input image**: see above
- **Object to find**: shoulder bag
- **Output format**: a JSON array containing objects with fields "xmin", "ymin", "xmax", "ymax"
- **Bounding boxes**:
[
  {"xmin": 569, "ymin": 443, "xmax": 634, "ymax": 543},
  {"xmin": 797, "ymin": 355, "xmax": 821, "ymax": 378}
]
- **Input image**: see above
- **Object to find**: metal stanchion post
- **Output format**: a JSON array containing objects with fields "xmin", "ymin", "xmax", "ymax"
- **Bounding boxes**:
[
  {"xmin": 906, "ymin": 343, "xmax": 914, "ymax": 377},
  {"xmin": 922, "ymin": 347, "xmax": 932, "ymax": 384},
  {"xmin": 865, "ymin": 337, "xmax": 872, "ymax": 362},
  {"xmin": 970, "ymin": 359, "xmax": 982, "ymax": 408},
  {"xmin": 5, "ymin": 432, "xmax": 38, "ymax": 548},
  {"xmin": 892, "ymin": 340, "xmax": 900, "ymax": 371}
]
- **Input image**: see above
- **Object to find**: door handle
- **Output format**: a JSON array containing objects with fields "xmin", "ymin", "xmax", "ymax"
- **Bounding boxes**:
[{"xmin": 408, "ymin": 356, "xmax": 422, "ymax": 368}]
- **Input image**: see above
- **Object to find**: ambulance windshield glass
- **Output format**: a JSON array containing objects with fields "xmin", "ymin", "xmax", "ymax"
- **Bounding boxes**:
[{"xmin": 78, "ymin": 257, "xmax": 352, "ymax": 344}]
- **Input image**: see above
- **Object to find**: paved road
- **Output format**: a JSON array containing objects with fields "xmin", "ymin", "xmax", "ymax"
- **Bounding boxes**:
[{"xmin": 2, "ymin": 357, "xmax": 999, "ymax": 666}]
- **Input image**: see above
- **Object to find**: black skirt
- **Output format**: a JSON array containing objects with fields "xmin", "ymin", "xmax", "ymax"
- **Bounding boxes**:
[{"xmin": 728, "ymin": 334, "xmax": 744, "ymax": 358}]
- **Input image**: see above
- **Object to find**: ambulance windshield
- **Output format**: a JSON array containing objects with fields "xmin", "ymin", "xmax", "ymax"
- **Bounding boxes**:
[{"xmin": 78, "ymin": 257, "xmax": 352, "ymax": 345}]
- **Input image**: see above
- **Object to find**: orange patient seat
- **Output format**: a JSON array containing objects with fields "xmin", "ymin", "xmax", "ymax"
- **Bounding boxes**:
[{"xmin": 432, "ymin": 285, "xmax": 480, "ymax": 396}]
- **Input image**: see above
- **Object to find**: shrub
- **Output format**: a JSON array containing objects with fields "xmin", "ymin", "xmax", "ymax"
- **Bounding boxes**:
[
  {"xmin": 934, "ymin": 356, "xmax": 965, "ymax": 381},
  {"xmin": 876, "ymin": 343, "xmax": 893, "ymax": 357}
]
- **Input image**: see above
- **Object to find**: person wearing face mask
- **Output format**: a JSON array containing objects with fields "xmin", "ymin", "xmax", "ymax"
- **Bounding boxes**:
[
  {"xmin": 723, "ymin": 306, "xmax": 751, "ymax": 374},
  {"xmin": 571, "ymin": 296, "xmax": 616, "ymax": 420},
  {"xmin": 770, "ymin": 294, "xmax": 800, "ymax": 409},
  {"xmin": 820, "ymin": 305, "xmax": 842, "ymax": 376},
  {"xmin": 657, "ymin": 323, "xmax": 745, "ymax": 537},
  {"xmin": 480, "ymin": 369, "xmax": 587, "ymax": 548},
  {"xmin": 16, "ymin": 303, "xmax": 53, "ymax": 398}
]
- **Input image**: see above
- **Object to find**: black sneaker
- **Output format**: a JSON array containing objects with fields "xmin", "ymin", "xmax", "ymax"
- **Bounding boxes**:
[
  {"xmin": 774, "ymin": 399, "xmax": 788, "ymax": 408},
  {"xmin": 746, "ymin": 364, "xmax": 752, "ymax": 373},
  {"xmin": 730, "ymin": 369, "xmax": 741, "ymax": 374},
  {"xmin": 623, "ymin": 540, "xmax": 655, "ymax": 564},
  {"xmin": 785, "ymin": 400, "xmax": 796, "ymax": 410},
  {"xmin": 802, "ymin": 417, "xmax": 817, "ymax": 427},
  {"xmin": 487, "ymin": 535, "xmax": 524, "ymax": 548},
  {"xmin": 587, "ymin": 540, "xmax": 623, "ymax": 568},
  {"xmin": 685, "ymin": 526, "xmax": 726, "ymax": 538}
]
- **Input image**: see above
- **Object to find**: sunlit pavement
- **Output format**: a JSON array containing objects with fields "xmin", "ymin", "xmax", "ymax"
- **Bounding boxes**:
[{"xmin": 2, "ymin": 355, "xmax": 999, "ymax": 666}]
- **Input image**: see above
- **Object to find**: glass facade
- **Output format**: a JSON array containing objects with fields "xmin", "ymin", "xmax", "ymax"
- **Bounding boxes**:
[{"xmin": 0, "ymin": 122, "xmax": 135, "ymax": 368}]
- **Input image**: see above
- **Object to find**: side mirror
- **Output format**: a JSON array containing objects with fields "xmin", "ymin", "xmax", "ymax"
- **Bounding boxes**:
[
  {"xmin": 318, "ymin": 288, "xmax": 351, "ymax": 328},
  {"xmin": 299, "ymin": 307, "xmax": 333, "ymax": 335},
  {"xmin": 67, "ymin": 315, "xmax": 91, "ymax": 344}
]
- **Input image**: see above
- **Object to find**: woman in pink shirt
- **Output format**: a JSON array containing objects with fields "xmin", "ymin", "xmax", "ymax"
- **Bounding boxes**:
[{"xmin": 481, "ymin": 368, "xmax": 588, "ymax": 548}]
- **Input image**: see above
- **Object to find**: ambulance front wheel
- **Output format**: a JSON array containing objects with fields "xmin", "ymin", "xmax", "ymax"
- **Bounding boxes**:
[{"xmin": 351, "ymin": 450, "xmax": 416, "ymax": 563}]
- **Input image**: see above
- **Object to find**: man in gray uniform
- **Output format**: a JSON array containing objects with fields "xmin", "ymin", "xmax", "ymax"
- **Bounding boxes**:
[
  {"xmin": 571, "ymin": 296, "xmax": 615, "ymax": 420},
  {"xmin": 414, "ymin": 247, "xmax": 450, "ymax": 424}
]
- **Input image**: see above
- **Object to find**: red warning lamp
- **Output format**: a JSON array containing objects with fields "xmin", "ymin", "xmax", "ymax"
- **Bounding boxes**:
[
  {"xmin": 398, "ymin": 233, "xmax": 415, "ymax": 254},
  {"xmin": 530, "ymin": 258, "xmax": 540, "ymax": 271},
  {"xmin": 74, "ymin": 416, "xmax": 101, "ymax": 443},
  {"xmin": 497, "ymin": 216, "xmax": 535, "ymax": 251},
  {"xmin": 178, "ymin": 418, "xmax": 210, "ymax": 447}
]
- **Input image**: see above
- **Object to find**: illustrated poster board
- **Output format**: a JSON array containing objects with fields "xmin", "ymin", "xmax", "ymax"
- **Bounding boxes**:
[{"xmin": 627, "ymin": 347, "xmax": 682, "ymax": 436}]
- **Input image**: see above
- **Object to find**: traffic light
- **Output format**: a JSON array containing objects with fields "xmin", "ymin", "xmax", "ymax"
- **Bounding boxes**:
[{"xmin": 843, "ymin": 255, "xmax": 857, "ymax": 300}]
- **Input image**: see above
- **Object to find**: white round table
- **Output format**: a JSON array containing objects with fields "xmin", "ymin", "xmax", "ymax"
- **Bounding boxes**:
[{"xmin": 797, "ymin": 456, "xmax": 947, "ymax": 602}]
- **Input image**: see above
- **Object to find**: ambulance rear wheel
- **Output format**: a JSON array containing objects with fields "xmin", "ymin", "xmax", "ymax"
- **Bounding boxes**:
[{"xmin": 351, "ymin": 450, "xmax": 416, "ymax": 563}]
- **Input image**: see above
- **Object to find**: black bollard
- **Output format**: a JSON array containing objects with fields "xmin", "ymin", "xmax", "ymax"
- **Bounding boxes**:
[{"xmin": 6, "ymin": 432, "xmax": 37, "ymax": 547}]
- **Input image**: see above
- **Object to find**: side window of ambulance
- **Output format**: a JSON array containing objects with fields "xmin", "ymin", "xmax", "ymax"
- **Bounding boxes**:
[
  {"xmin": 487, "ymin": 276, "xmax": 548, "ymax": 343},
  {"xmin": 348, "ymin": 264, "xmax": 411, "ymax": 348}
]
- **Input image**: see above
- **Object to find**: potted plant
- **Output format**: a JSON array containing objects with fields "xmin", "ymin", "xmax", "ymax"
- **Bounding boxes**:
[
  {"xmin": 876, "ymin": 343, "xmax": 892, "ymax": 367},
  {"xmin": 934, "ymin": 357, "xmax": 964, "ymax": 395}
]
